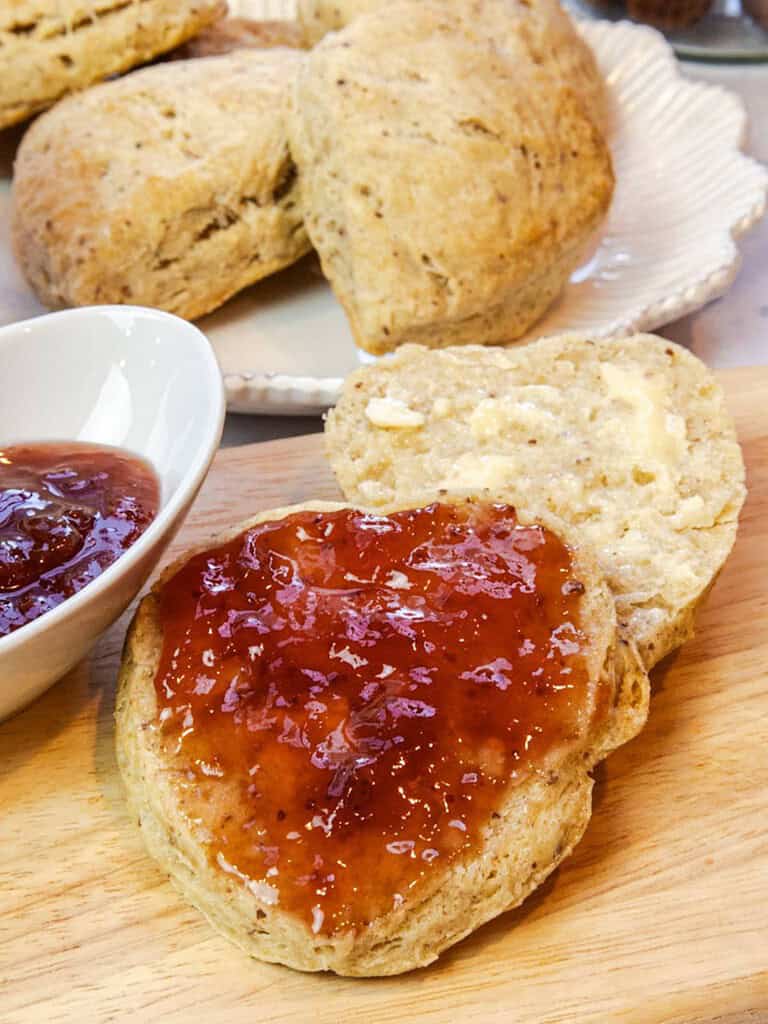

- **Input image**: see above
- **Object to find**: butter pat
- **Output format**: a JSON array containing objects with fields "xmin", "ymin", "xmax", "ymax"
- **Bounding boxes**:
[
  {"xmin": 600, "ymin": 364, "xmax": 686, "ymax": 466},
  {"xmin": 470, "ymin": 389, "xmax": 557, "ymax": 442},
  {"xmin": 365, "ymin": 397, "xmax": 425, "ymax": 429},
  {"xmin": 670, "ymin": 495, "xmax": 714, "ymax": 530},
  {"xmin": 440, "ymin": 453, "xmax": 517, "ymax": 491},
  {"xmin": 469, "ymin": 399, "xmax": 504, "ymax": 441}
]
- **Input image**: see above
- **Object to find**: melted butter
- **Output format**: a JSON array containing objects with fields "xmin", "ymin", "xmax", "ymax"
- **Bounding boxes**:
[
  {"xmin": 600, "ymin": 364, "xmax": 687, "ymax": 467},
  {"xmin": 364, "ymin": 397, "xmax": 425, "ymax": 429},
  {"xmin": 439, "ymin": 452, "xmax": 518, "ymax": 491},
  {"xmin": 153, "ymin": 503, "xmax": 602, "ymax": 936}
]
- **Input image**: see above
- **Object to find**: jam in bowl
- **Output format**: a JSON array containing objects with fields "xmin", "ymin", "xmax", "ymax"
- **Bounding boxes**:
[
  {"xmin": 0, "ymin": 442, "xmax": 160, "ymax": 638},
  {"xmin": 0, "ymin": 304, "xmax": 225, "ymax": 721}
]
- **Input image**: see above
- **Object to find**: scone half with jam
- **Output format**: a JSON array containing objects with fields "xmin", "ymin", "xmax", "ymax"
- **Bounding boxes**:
[{"xmin": 117, "ymin": 498, "xmax": 648, "ymax": 976}]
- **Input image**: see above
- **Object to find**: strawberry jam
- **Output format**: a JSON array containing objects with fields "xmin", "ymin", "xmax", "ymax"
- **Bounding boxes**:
[
  {"xmin": 0, "ymin": 442, "xmax": 159, "ymax": 637},
  {"xmin": 154, "ymin": 503, "xmax": 602, "ymax": 935}
]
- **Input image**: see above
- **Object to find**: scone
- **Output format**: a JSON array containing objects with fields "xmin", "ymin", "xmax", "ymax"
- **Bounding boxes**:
[
  {"xmin": 116, "ymin": 499, "xmax": 649, "ymax": 976},
  {"xmin": 324, "ymin": 334, "xmax": 746, "ymax": 667},
  {"xmin": 297, "ymin": 0, "xmax": 608, "ymax": 125},
  {"xmin": 297, "ymin": 0, "xmax": 380, "ymax": 41},
  {"xmin": 288, "ymin": 0, "xmax": 614, "ymax": 355},
  {"xmin": 0, "ymin": 0, "xmax": 226, "ymax": 130},
  {"xmin": 173, "ymin": 17, "xmax": 306, "ymax": 58},
  {"xmin": 12, "ymin": 50, "xmax": 311, "ymax": 321}
]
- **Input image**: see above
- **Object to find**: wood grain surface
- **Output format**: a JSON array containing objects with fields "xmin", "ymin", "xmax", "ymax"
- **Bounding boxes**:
[{"xmin": 1, "ymin": 367, "xmax": 766, "ymax": 1024}]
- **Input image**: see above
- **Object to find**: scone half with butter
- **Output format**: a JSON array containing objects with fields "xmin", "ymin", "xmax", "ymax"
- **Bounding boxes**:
[
  {"xmin": 325, "ymin": 334, "xmax": 746, "ymax": 668},
  {"xmin": 0, "ymin": 0, "xmax": 226, "ymax": 130},
  {"xmin": 289, "ymin": 0, "xmax": 614, "ymax": 355},
  {"xmin": 117, "ymin": 498, "xmax": 648, "ymax": 976},
  {"xmin": 12, "ymin": 49, "xmax": 310, "ymax": 321}
]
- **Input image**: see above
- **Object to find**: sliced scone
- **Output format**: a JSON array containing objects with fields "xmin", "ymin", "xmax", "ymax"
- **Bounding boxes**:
[
  {"xmin": 116, "ymin": 499, "xmax": 648, "ymax": 976},
  {"xmin": 324, "ymin": 335, "xmax": 746, "ymax": 667},
  {"xmin": 296, "ymin": 0, "xmax": 608, "ymax": 125},
  {"xmin": 288, "ymin": 0, "xmax": 613, "ymax": 355},
  {"xmin": 12, "ymin": 50, "xmax": 310, "ymax": 321},
  {"xmin": 0, "ymin": 0, "xmax": 226, "ymax": 130}
]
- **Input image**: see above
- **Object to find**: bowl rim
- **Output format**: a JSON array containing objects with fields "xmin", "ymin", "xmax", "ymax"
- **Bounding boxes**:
[{"xmin": 0, "ymin": 304, "xmax": 225, "ymax": 654}]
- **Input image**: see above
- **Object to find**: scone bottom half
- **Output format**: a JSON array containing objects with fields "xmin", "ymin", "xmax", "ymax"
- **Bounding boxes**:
[{"xmin": 116, "ymin": 499, "xmax": 648, "ymax": 976}]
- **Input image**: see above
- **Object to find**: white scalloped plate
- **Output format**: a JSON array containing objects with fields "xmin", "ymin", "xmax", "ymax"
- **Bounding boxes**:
[{"xmin": 0, "ymin": 14, "xmax": 765, "ymax": 414}]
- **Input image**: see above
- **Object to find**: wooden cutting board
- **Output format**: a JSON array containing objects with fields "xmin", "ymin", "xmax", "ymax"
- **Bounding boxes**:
[{"xmin": 2, "ymin": 367, "xmax": 767, "ymax": 1024}]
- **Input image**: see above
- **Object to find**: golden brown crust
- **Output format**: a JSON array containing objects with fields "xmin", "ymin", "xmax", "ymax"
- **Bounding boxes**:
[
  {"xmin": 116, "ymin": 499, "xmax": 649, "ymax": 976},
  {"xmin": 11, "ymin": 50, "xmax": 310, "ymax": 320},
  {"xmin": 288, "ymin": 0, "xmax": 614, "ymax": 355},
  {"xmin": 0, "ymin": 0, "xmax": 226, "ymax": 129},
  {"xmin": 296, "ymin": 0, "xmax": 608, "ymax": 126}
]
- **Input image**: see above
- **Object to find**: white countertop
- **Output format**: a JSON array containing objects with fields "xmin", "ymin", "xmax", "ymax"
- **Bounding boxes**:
[{"xmin": 222, "ymin": 57, "xmax": 768, "ymax": 448}]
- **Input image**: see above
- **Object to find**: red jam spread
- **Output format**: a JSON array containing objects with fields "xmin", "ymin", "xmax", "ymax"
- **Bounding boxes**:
[
  {"xmin": 0, "ymin": 442, "xmax": 159, "ymax": 637},
  {"xmin": 154, "ymin": 503, "xmax": 602, "ymax": 935}
]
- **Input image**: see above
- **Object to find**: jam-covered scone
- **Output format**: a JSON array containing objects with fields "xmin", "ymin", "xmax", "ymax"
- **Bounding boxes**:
[{"xmin": 116, "ymin": 500, "xmax": 648, "ymax": 975}]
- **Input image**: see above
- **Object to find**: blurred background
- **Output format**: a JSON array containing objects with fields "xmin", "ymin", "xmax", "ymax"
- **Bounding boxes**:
[{"xmin": 564, "ymin": 0, "xmax": 768, "ymax": 60}]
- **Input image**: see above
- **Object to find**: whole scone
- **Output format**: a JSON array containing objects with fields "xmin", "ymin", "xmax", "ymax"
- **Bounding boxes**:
[
  {"xmin": 12, "ymin": 50, "xmax": 311, "ymax": 321},
  {"xmin": 289, "ymin": 0, "xmax": 614, "ymax": 355},
  {"xmin": 324, "ymin": 334, "xmax": 746, "ymax": 668},
  {"xmin": 116, "ymin": 499, "xmax": 648, "ymax": 976},
  {"xmin": 0, "ymin": 0, "xmax": 226, "ymax": 130},
  {"xmin": 296, "ymin": 0, "xmax": 608, "ymax": 125}
]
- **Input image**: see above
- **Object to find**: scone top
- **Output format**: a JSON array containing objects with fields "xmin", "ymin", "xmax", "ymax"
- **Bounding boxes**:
[{"xmin": 151, "ymin": 502, "xmax": 609, "ymax": 936}]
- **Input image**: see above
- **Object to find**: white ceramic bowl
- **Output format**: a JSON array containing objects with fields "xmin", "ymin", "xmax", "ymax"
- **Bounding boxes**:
[{"xmin": 0, "ymin": 306, "xmax": 225, "ymax": 720}]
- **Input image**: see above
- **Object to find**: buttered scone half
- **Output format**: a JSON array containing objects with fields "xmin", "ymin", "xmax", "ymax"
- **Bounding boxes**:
[
  {"xmin": 0, "ymin": 0, "xmax": 225, "ymax": 130},
  {"xmin": 325, "ymin": 335, "xmax": 746, "ymax": 668},
  {"xmin": 296, "ymin": 0, "xmax": 607, "ymax": 126},
  {"xmin": 12, "ymin": 50, "xmax": 310, "ymax": 322},
  {"xmin": 116, "ymin": 499, "xmax": 648, "ymax": 976},
  {"xmin": 288, "ymin": 0, "xmax": 614, "ymax": 356}
]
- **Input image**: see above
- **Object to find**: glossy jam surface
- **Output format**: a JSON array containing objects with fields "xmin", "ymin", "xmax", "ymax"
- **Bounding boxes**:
[
  {"xmin": 154, "ymin": 503, "xmax": 600, "ymax": 935},
  {"xmin": 0, "ymin": 443, "xmax": 159, "ymax": 637}
]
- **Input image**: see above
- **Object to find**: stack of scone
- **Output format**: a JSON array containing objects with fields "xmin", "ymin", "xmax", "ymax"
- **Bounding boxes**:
[{"xmin": 10, "ymin": 0, "xmax": 613, "ymax": 348}]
